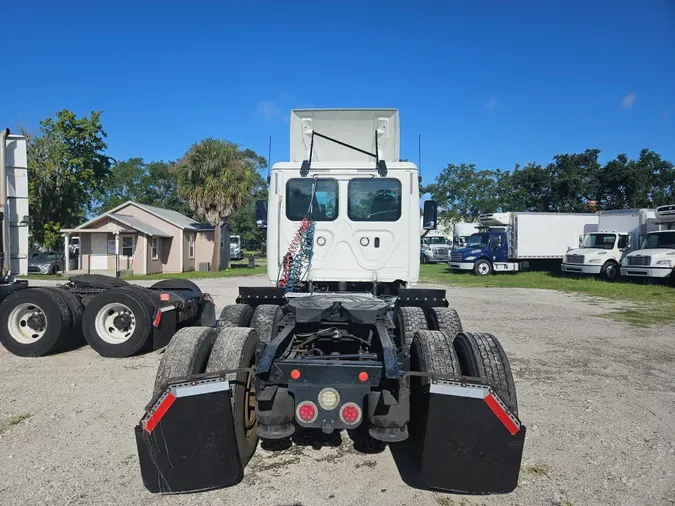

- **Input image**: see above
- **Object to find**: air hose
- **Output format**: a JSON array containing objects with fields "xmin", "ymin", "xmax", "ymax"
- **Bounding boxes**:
[{"xmin": 277, "ymin": 176, "xmax": 318, "ymax": 292}]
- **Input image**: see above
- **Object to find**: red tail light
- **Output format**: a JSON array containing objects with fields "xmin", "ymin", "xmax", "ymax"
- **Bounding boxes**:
[
  {"xmin": 339, "ymin": 402, "xmax": 362, "ymax": 425},
  {"xmin": 296, "ymin": 401, "xmax": 318, "ymax": 423}
]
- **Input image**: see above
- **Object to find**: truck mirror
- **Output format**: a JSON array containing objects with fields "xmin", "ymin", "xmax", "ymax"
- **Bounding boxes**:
[
  {"xmin": 423, "ymin": 200, "xmax": 438, "ymax": 230},
  {"xmin": 255, "ymin": 200, "xmax": 268, "ymax": 229}
]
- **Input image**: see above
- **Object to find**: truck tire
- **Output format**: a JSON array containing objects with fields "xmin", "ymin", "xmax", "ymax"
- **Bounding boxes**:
[
  {"xmin": 411, "ymin": 330, "xmax": 461, "ymax": 387},
  {"xmin": 54, "ymin": 288, "xmax": 85, "ymax": 344},
  {"xmin": 152, "ymin": 326, "xmax": 219, "ymax": 397},
  {"xmin": 205, "ymin": 327, "xmax": 260, "ymax": 467},
  {"xmin": 82, "ymin": 287, "xmax": 154, "ymax": 358},
  {"xmin": 249, "ymin": 304, "xmax": 282, "ymax": 343},
  {"xmin": 0, "ymin": 288, "xmax": 73, "ymax": 357},
  {"xmin": 150, "ymin": 279, "xmax": 202, "ymax": 295},
  {"xmin": 474, "ymin": 259, "xmax": 492, "ymax": 276},
  {"xmin": 600, "ymin": 261, "xmax": 620, "ymax": 282},
  {"xmin": 395, "ymin": 306, "xmax": 428, "ymax": 348},
  {"xmin": 217, "ymin": 304, "xmax": 253, "ymax": 328},
  {"xmin": 426, "ymin": 307, "xmax": 463, "ymax": 340},
  {"xmin": 453, "ymin": 332, "xmax": 518, "ymax": 415}
]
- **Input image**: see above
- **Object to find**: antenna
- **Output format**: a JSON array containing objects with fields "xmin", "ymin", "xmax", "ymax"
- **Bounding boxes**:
[{"xmin": 267, "ymin": 134, "xmax": 272, "ymax": 183}]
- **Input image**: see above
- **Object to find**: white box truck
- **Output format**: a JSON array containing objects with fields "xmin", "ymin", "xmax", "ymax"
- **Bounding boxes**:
[
  {"xmin": 620, "ymin": 204, "xmax": 675, "ymax": 281},
  {"xmin": 448, "ymin": 211, "xmax": 599, "ymax": 275},
  {"xmin": 452, "ymin": 222, "xmax": 479, "ymax": 250},
  {"xmin": 561, "ymin": 208, "xmax": 658, "ymax": 281}
]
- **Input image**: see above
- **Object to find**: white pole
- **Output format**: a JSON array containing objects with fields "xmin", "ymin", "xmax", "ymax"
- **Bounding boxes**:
[
  {"xmin": 115, "ymin": 232, "xmax": 120, "ymax": 277},
  {"xmin": 64, "ymin": 233, "xmax": 70, "ymax": 273}
]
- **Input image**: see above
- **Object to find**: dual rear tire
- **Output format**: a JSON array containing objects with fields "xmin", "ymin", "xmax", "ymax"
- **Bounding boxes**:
[{"xmin": 153, "ymin": 325, "xmax": 261, "ymax": 467}]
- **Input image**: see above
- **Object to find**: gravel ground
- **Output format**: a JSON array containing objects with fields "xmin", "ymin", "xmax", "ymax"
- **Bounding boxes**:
[{"xmin": 1, "ymin": 276, "xmax": 674, "ymax": 506}]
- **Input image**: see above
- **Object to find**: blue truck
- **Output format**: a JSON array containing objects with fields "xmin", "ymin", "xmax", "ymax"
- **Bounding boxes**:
[{"xmin": 448, "ymin": 212, "xmax": 599, "ymax": 275}]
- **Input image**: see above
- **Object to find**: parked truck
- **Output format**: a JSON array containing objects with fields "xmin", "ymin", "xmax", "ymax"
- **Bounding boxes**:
[
  {"xmin": 229, "ymin": 234, "xmax": 244, "ymax": 260},
  {"xmin": 561, "ymin": 208, "xmax": 658, "ymax": 281},
  {"xmin": 620, "ymin": 204, "xmax": 675, "ymax": 281},
  {"xmin": 420, "ymin": 234, "xmax": 451, "ymax": 263},
  {"xmin": 452, "ymin": 221, "xmax": 479, "ymax": 250},
  {"xmin": 135, "ymin": 109, "xmax": 525, "ymax": 497},
  {"xmin": 449, "ymin": 212, "xmax": 599, "ymax": 275}
]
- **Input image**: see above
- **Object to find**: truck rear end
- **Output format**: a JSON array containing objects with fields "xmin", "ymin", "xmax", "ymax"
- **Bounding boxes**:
[{"xmin": 133, "ymin": 108, "xmax": 526, "ymax": 497}]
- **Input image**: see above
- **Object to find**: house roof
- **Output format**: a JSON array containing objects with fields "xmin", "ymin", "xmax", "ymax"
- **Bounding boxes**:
[
  {"xmin": 68, "ymin": 201, "xmax": 214, "ymax": 232},
  {"xmin": 109, "ymin": 213, "xmax": 173, "ymax": 237}
]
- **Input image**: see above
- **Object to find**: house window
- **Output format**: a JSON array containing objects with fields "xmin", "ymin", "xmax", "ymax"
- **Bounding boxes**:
[
  {"xmin": 188, "ymin": 234, "xmax": 195, "ymax": 259},
  {"xmin": 152, "ymin": 237, "xmax": 159, "ymax": 260},
  {"xmin": 121, "ymin": 236, "xmax": 134, "ymax": 257}
]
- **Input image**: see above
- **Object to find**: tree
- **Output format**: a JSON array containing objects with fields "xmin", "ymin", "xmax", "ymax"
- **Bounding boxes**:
[
  {"xmin": 174, "ymin": 138, "xmax": 263, "ymax": 271},
  {"xmin": 94, "ymin": 158, "xmax": 195, "ymax": 218},
  {"xmin": 21, "ymin": 109, "xmax": 112, "ymax": 248},
  {"xmin": 228, "ymin": 171, "xmax": 268, "ymax": 250},
  {"xmin": 426, "ymin": 163, "xmax": 509, "ymax": 221},
  {"xmin": 503, "ymin": 162, "xmax": 553, "ymax": 212},
  {"xmin": 547, "ymin": 149, "xmax": 601, "ymax": 212}
]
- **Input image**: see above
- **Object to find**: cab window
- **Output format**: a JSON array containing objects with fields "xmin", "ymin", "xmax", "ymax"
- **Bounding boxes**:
[
  {"xmin": 491, "ymin": 234, "xmax": 505, "ymax": 249},
  {"xmin": 348, "ymin": 178, "xmax": 402, "ymax": 222},
  {"xmin": 285, "ymin": 178, "xmax": 338, "ymax": 221}
]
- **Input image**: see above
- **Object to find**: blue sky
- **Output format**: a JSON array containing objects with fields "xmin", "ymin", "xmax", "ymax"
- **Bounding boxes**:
[{"xmin": 2, "ymin": 0, "xmax": 674, "ymax": 189}]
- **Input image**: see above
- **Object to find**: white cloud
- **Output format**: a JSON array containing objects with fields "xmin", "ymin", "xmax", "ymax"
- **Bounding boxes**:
[
  {"xmin": 255, "ymin": 100, "xmax": 282, "ymax": 121},
  {"xmin": 620, "ymin": 92, "xmax": 637, "ymax": 108},
  {"xmin": 485, "ymin": 97, "xmax": 503, "ymax": 111}
]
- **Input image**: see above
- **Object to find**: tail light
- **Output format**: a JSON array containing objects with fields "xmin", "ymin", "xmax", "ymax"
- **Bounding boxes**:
[
  {"xmin": 339, "ymin": 402, "xmax": 362, "ymax": 425},
  {"xmin": 296, "ymin": 401, "xmax": 318, "ymax": 423}
]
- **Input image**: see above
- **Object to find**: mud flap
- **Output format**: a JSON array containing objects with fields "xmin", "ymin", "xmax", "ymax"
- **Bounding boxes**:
[
  {"xmin": 134, "ymin": 378, "xmax": 243, "ymax": 494},
  {"xmin": 417, "ymin": 380, "xmax": 526, "ymax": 494}
]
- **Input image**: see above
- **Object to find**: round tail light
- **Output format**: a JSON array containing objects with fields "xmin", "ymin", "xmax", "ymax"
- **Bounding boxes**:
[
  {"xmin": 339, "ymin": 402, "xmax": 362, "ymax": 425},
  {"xmin": 296, "ymin": 401, "xmax": 318, "ymax": 423},
  {"xmin": 318, "ymin": 388, "xmax": 340, "ymax": 410}
]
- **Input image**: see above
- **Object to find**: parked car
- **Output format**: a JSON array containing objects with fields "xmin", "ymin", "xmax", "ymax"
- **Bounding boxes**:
[{"xmin": 28, "ymin": 251, "xmax": 65, "ymax": 275}]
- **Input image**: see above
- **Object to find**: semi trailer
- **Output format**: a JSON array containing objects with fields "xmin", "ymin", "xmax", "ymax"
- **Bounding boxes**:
[
  {"xmin": 561, "ymin": 208, "xmax": 658, "ymax": 281},
  {"xmin": 620, "ymin": 204, "xmax": 675, "ymax": 281},
  {"xmin": 135, "ymin": 109, "xmax": 526, "ymax": 496},
  {"xmin": 449, "ymin": 211, "xmax": 599, "ymax": 275}
]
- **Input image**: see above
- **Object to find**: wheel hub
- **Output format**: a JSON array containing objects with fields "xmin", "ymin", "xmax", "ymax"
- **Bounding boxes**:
[
  {"xmin": 113, "ymin": 313, "xmax": 133, "ymax": 331},
  {"xmin": 94, "ymin": 303, "xmax": 136, "ymax": 344},
  {"xmin": 26, "ymin": 313, "xmax": 47, "ymax": 331},
  {"xmin": 7, "ymin": 303, "xmax": 48, "ymax": 344}
]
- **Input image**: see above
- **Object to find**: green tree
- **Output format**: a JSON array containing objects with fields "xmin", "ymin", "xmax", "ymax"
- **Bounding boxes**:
[
  {"xmin": 174, "ymin": 138, "xmax": 263, "ymax": 271},
  {"xmin": 547, "ymin": 149, "xmax": 601, "ymax": 212},
  {"xmin": 94, "ymin": 158, "xmax": 195, "ymax": 218},
  {"xmin": 598, "ymin": 149, "xmax": 674, "ymax": 209},
  {"xmin": 22, "ymin": 109, "xmax": 112, "ymax": 248},
  {"xmin": 502, "ymin": 162, "xmax": 553, "ymax": 212},
  {"xmin": 228, "ymin": 171, "xmax": 268, "ymax": 250},
  {"xmin": 426, "ymin": 163, "xmax": 509, "ymax": 221}
]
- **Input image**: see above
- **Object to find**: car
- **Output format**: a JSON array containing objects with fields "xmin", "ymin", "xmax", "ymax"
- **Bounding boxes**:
[{"xmin": 28, "ymin": 251, "xmax": 65, "ymax": 275}]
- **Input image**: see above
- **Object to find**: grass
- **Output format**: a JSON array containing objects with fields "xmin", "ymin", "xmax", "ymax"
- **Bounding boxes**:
[
  {"xmin": 420, "ymin": 263, "xmax": 675, "ymax": 327},
  {"xmin": 0, "ymin": 412, "xmax": 32, "ymax": 435}
]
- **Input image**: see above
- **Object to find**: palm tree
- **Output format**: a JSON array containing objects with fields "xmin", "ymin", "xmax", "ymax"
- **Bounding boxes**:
[{"xmin": 174, "ymin": 138, "xmax": 262, "ymax": 271}]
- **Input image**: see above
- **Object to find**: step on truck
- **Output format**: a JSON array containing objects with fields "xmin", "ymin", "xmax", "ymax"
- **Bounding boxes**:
[
  {"xmin": 561, "ymin": 208, "xmax": 658, "ymax": 281},
  {"xmin": 449, "ymin": 211, "xmax": 599, "ymax": 275},
  {"xmin": 620, "ymin": 204, "xmax": 675, "ymax": 281},
  {"xmin": 135, "ymin": 109, "xmax": 526, "ymax": 496}
]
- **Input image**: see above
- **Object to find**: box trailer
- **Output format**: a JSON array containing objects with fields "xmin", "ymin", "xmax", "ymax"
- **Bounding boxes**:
[
  {"xmin": 448, "ymin": 212, "xmax": 599, "ymax": 275},
  {"xmin": 561, "ymin": 208, "xmax": 658, "ymax": 281}
]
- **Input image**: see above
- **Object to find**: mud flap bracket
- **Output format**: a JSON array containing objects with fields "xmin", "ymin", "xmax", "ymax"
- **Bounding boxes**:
[
  {"xmin": 417, "ymin": 379, "xmax": 526, "ymax": 494},
  {"xmin": 134, "ymin": 377, "xmax": 243, "ymax": 494}
]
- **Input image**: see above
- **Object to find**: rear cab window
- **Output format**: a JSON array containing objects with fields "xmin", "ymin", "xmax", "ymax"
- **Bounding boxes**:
[
  {"xmin": 285, "ymin": 178, "xmax": 339, "ymax": 221},
  {"xmin": 348, "ymin": 178, "xmax": 402, "ymax": 222}
]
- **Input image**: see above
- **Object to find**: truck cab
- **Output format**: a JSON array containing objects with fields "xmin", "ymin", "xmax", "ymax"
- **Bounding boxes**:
[
  {"xmin": 420, "ymin": 235, "xmax": 450, "ymax": 264},
  {"xmin": 620, "ymin": 204, "xmax": 675, "ymax": 281},
  {"xmin": 229, "ymin": 235, "xmax": 244, "ymax": 260},
  {"xmin": 449, "ymin": 229, "xmax": 508, "ymax": 275},
  {"xmin": 562, "ymin": 232, "xmax": 633, "ymax": 281}
]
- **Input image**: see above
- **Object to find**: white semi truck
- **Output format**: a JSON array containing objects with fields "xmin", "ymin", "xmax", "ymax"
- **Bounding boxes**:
[
  {"xmin": 620, "ymin": 204, "xmax": 675, "ymax": 281},
  {"xmin": 561, "ymin": 208, "xmax": 658, "ymax": 281},
  {"xmin": 135, "ymin": 109, "xmax": 526, "ymax": 496},
  {"xmin": 449, "ymin": 211, "xmax": 599, "ymax": 275}
]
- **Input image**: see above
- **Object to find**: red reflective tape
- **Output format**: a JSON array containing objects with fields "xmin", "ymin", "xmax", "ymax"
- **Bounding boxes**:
[
  {"xmin": 153, "ymin": 310, "xmax": 162, "ymax": 328},
  {"xmin": 144, "ymin": 392, "xmax": 176, "ymax": 433},
  {"xmin": 484, "ymin": 393, "xmax": 519, "ymax": 435}
]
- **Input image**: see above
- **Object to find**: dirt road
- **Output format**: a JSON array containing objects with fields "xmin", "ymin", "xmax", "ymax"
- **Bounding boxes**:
[{"xmin": 1, "ymin": 276, "xmax": 674, "ymax": 506}]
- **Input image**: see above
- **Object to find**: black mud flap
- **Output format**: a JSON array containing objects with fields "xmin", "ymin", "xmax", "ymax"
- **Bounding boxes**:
[
  {"xmin": 417, "ymin": 379, "xmax": 526, "ymax": 494},
  {"xmin": 134, "ymin": 378, "xmax": 243, "ymax": 494}
]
